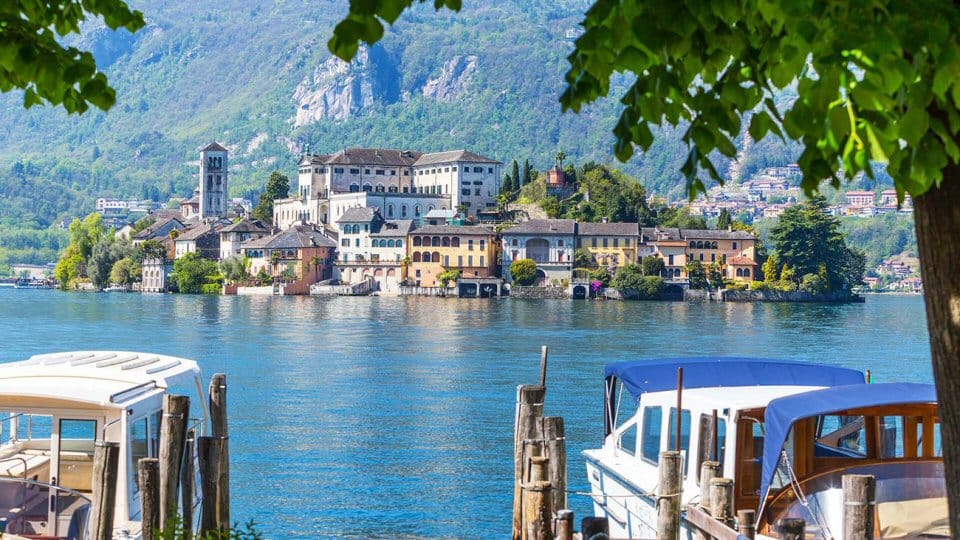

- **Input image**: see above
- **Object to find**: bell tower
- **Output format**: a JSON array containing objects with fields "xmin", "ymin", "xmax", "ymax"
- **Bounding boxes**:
[{"xmin": 199, "ymin": 142, "xmax": 229, "ymax": 219}]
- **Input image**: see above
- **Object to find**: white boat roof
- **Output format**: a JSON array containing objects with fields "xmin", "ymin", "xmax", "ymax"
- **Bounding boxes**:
[
  {"xmin": 0, "ymin": 351, "xmax": 201, "ymax": 409},
  {"xmin": 643, "ymin": 385, "xmax": 827, "ymax": 412}
]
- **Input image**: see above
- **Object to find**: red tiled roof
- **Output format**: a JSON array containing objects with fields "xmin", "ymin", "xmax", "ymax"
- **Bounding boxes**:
[{"xmin": 727, "ymin": 255, "xmax": 757, "ymax": 265}]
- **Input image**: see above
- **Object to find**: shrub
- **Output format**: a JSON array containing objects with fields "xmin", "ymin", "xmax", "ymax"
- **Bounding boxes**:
[
  {"xmin": 437, "ymin": 269, "xmax": 462, "ymax": 287},
  {"xmin": 590, "ymin": 267, "xmax": 612, "ymax": 287},
  {"xmin": 750, "ymin": 281, "xmax": 769, "ymax": 291},
  {"xmin": 800, "ymin": 273, "xmax": 827, "ymax": 294},
  {"xmin": 776, "ymin": 280, "xmax": 799, "ymax": 292},
  {"xmin": 201, "ymin": 283, "xmax": 221, "ymax": 295},
  {"xmin": 685, "ymin": 260, "xmax": 708, "ymax": 289},
  {"xmin": 641, "ymin": 255, "xmax": 665, "ymax": 276},
  {"xmin": 636, "ymin": 276, "xmax": 665, "ymax": 299},
  {"xmin": 611, "ymin": 263, "xmax": 644, "ymax": 290},
  {"xmin": 510, "ymin": 259, "xmax": 538, "ymax": 285},
  {"xmin": 725, "ymin": 280, "xmax": 748, "ymax": 291}
]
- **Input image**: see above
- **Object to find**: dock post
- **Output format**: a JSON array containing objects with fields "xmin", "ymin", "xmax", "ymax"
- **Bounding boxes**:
[
  {"xmin": 777, "ymin": 518, "xmax": 805, "ymax": 540},
  {"xmin": 138, "ymin": 458, "xmax": 160, "ymax": 540},
  {"xmin": 543, "ymin": 416, "xmax": 567, "ymax": 513},
  {"xmin": 522, "ymin": 480, "xmax": 553, "ymax": 540},
  {"xmin": 843, "ymin": 474, "xmax": 876, "ymax": 540},
  {"xmin": 528, "ymin": 455, "xmax": 549, "ymax": 483},
  {"xmin": 555, "ymin": 509, "xmax": 574, "ymax": 540},
  {"xmin": 209, "ymin": 374, "xmax": 230, "ymax": 529},
  {"xmin": 539, "ymin": 346, "xmax": 549, "ymax": 388},
  {"xmin": 90, "ymin": 441, "xmax": 120, "ymax": 540},
  {"xmin": 159, "ymin": 395, "xmax": 190, "ymax": 531},
  {"xmin": 657, "ymin": 451, "xmax": 682, "ymax": 540},
  {"xmin": 696, "ymin": 461, "xmax": 719, "ymax": 540},
  {"xmin": 737, "ymin": 509, "xmax": 756, "ymax": 540},
  {"xmin": 181, "ymin": 429, "xmax": 196, "ymax": 540},
  {"xmin": 198, "ymin": 436, "xmax": 228, "ymax": 536},
  {"xmin": 513, "ymin": 385, "xmax": 546, "ymax": 540},
  {"xmin": 710, "ymin": 477, "xmax": 735, "ymax": 528}
]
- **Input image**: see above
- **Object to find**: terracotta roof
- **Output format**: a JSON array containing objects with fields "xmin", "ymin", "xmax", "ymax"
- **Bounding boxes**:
[
  {"xmin": 727, "ymin": 255, "xmax": 757, "ymax": 266},
  {"xmin": 578, "ymin": 222, "xmax": 639, "ymax": 236},
  {"xmin": 414, "ymin": 150, "xmax": 500, "ymax": 166},
  {"xmin": 220, "ymin": 219, "xmax": 271, "ymax": 234},
  {"xmin": 202, "ymin": 142, "xmax": 228, "ymax": 152},
  {"xmin": 680, "ymin": 229, "xmax": 756, "ymax": 240},
  {"xmin": 243, "ymin": 224, "xmax": 336, "ymax": 250},
  {"xmin": 133, "ymin": 216, "xmax": 184, "ymax": 240},
  {"xmin": 845, "ymin": 191, "xmax": 874, "ymax": 196},
  {"xmin": 502, "ymin": 219, "xmax": 577, "ymax": 236},
  {"xmin": 325, "ymin": 148, "xmax": 421, "ymax": 167},
  {"xmin": 411, "ymin": 224, "xmax": 495, "ymax": 236},
  {"xmin": 370, "ymin": 220, "xmax": 415, "ymax": 237},
  {"xmin": 299, "ymin": 154, "xmax": 331, "ymax": 166},
  {"xmin": 641, "ymin": 227, "xmax": 681, "ymax": 241},
  {"xmin": 337, "ymin": 207, "xmax": 379, "ymax": 223},
  {"xmin": 175, "ymin": 223, "xmax": 222, "ymax": 242}
]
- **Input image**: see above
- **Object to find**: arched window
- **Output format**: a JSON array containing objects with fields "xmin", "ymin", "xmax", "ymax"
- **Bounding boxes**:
[
  {"xmin": 353, "ymin": 224, "xmax": 361, "ymax": 234},
  {"xmin": 375, "ymin": 184, "xmax": 385, "ymax": 193},
  {"xmin": 415, "ymin": 205, "xmax": 421, "ymax": 217},
  {"xmin": 412, "ymin": 252, "xmax": 421, "ymax": 262},
  {"xmin": 689, "ymin": 241, "xmax": 696, "ymax": 248},
  {"xmin": 696, "ymin": 241, "xmax": 704, "ymax": 249},
  {"xmin": 388, "ymin": 186, "xmax": 398, "ymax": 193},
  {"xmin": 432, "ymin": 251, "xmax": 440, "ymax": 262},
  {"xmin": 429, "ymin": 205, "xmax": 435, "ymax": 212},
  {"xmin": 452, "ymin": 237, "xmax": 460, "ymax": 247},
  {"xmin": 387, "ymin": 204, "xmax": 395, "ymax": 218},
  {"xmin": 362, "ymin": 184, "xmax": 372, "ymax": 192},
  {"xmin": 712, "ymin": 241, "xmax": 718, "ymax": 249},
  {"xmin": 736, "ymin": 268, "xmax": 743, "ymax": 277},
  {"xmin": 423, "ymin": 236, "xmax": 432, "ymax": 247},
  {"xmin": 743, "ymin": 268, "xmax": 751, "ymax": 277},
  {"xmin": 387, "ymin": 239, "xmax": 395, "ymax": 248},
  {"xmin": 412, "ymin": 236, "xmax": 421, "ymax": 246},
  {"xmin": 422, "ymin": 252, "xmax": 431, "ymax": 263},
  {"xmin": 350, "ymin": 183, "xmax": 359, "ymax": 192},
  {"xmin": 432, "ymin": 236, "xmax": 440, "ymax": 246},
  {"xmin": 401, "ymin": 205, "xmax": 408, "ymax": 217},
  {"xmin": 396, "ymin": 240, "xmax": 403, "ymax": 248},
  {"xmin": 442, "ymin": 237, "xmax": 451, "ymax": 247},
  {"xmin": 512, "ymin": 239, "xmax": 518, "ymax": 247}
]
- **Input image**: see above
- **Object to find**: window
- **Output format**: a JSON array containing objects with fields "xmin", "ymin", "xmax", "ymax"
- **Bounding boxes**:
[
  {"xmin": 488, "ymin": 167, "xmax": 494, "ymax": 173},
  {"xmin": 402, "ymin": 206, "xmax": 408, "ymax": 217},
  {"xmin": 474, "ymin": 166, "xmax": 483, "ymax": 172},
  {"xmin": 474, "ymin": 189, "xmax": 481, "ymax": 196},
  {"xmin": 452, "ymin": 237, "xmax": 460, "ymax": 247},
  {"xmin": 642, "ymin": 407, "xmax": 663, "ymax": 463},
  {"xmin": 468, "ymin": 255, "xmax": 473, "ymax": 266},
  {"xmin": 711, "ymin": 253, "xmax": 716, "ymax": 262},
  {"xmin": 480, "ymin": 256, "xmax": 485, "ymax": 266},
  {"xmin": 480, "ymin": 240, "xmax": 485, "ymax": 250},
  {"xmin": 403, "ymin": 187, "xmax": 409, "ymax": 193},
  {"xmin": 468, "ymin": 239, "xmax": 474, "ymax": 251},
  {"xmin": 415, "ymin": 206, "xmax": 421, "ymax": 217},
  {"xmin": 350, "ymin": 184, "xmax": 360, "ymax": 193},
  {"xmin": 387, "ymin": 239, "xmax": 395, "ymax": 248},
  {"xmin": 689, "ymin": 241, "xmax": 696, "ymax": 248},
  {"xmin": 364, "ymin": 169, "xmax": 371, "ymax": 174},
  {"xmin": 444, "ymin": 255, "xmax": 450, "ymax": 266},
  {"xmin": 668, "ymin": 408, "xmax": 693, "ymax": 475},
  {"xmin": 452, "ymin": 166, "xmax": 458, "ymax": 171},
  {"xmin": 130, "ymin": 417, "xmax": 149, "ymax": 494},
  {"xmin": 614, "ymin": 238, "xmax": 619, "ymax": 248},
  {"xmin": 376, "ymin": 170, "xmax": 385, "ymax": 175},
  {"xmin": 618, "ymin": 423, "xmax": 638, "ymax": 456},
  {"xmin": 397, "ymin": 240, "xmax": 402, "ymax": 248},
  {"xmin": 603, "ymin": 238, "xmax": 609, "ymax": 248},
  {"xmin": 696, "ymin": 414, "xmax": 727, "ymax": 478},
  {"xmin": 668, "ymin": 255, "xmax": 674, "ymax": 265},
  {"xmin": 733, "ymin": 241, "xmax": 738, "ymax": 249},
  {"xmin": 815, "ymin": 415, "xmax": 867, "ymax": 457},
  {"xmin": 444, "ymin": 167, "xmax": 450, "ymax": 172},
  {"xmin": 473, "ymin": 181, "xmax": 483, "ymax": 185},
  {"xmin": 388, "ymin": 204, "xmax": 395, "ymax": 218},
  {"xmin": 363, "ymin": 185, "xmax": 372, "ymax": 192},
  {"xmin": 699, "ymin": 253, "xmax": 704, "ymax": 261},
  {"xmin": 558, "ymin": 239, "xmax": 564, "ymax": 247},
  {"xmin": 336, "ymin": 167, "xmax": 345, "ymax": 173},
  {"xmin": 512, "ymin": 239, "xmax": 518, "ymax": 247},
  {"xmin": 458, "ymin": 255, "xmax": 463, "ymax": 266},
  {"xmin": 355, "ymin": 239, "xmax": 360, "ymax": 247},
  {"xmin": 392, "ymin": 170, "xmax": 397, "ymax": 175}
]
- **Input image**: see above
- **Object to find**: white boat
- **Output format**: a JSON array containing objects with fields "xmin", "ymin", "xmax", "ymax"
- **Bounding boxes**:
[
  {"xmin": 0, "ymin": 351, "xmax": 207, "ymax": 540},
  {"xmin": 102, "ymin": 286, "xmax": 128, "ymax": 293},
  {"xmin": 585, "ymin": 357, "xmax": 946, "ymax": 539}
]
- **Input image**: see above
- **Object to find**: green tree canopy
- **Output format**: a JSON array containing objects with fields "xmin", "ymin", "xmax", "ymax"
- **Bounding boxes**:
[
  {"xmin": 109, "ymin": 257, "xmax": 140, "ymax": 286},
  {"xmin": 0, "ymin": 2, "xmax": 145, "ymax": 113},
  {"xmin": 509, "ymin": 259, "xmax": 538, "ymax": 286},
  {"xmin": 716, "ymin": 209, "xmax": 732, "ymax": 231},
  {"xmin": 171, "ymin": 252, "xmax": 219, "ymax": 294},
  {"xmin": 252, "ymin": 171, "xmax": 290, "ymax": 223},
  {"xmin": 641, "ymin": 255, "xmax": 665, "ymax": 277},
  {"xmin": 685, "ymin": 260, "xmax": 708, "ymax": 289}
]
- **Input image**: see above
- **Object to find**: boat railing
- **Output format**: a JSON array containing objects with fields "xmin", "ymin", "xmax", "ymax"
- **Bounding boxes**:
[{"xmin": 0, "ymin": 475, "xmax": 91, "ymax": 539}]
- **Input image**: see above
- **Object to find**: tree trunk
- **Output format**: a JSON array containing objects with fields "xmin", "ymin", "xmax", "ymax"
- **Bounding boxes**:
[{"xmin": 913, "ymin": 171, "xmax": 960, "ymax": 533}]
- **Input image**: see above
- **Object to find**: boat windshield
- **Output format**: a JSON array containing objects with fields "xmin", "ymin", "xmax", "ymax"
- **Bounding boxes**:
[{"xmin": 768, "ymin": 461, "xmax": 948, "ymax": 539}]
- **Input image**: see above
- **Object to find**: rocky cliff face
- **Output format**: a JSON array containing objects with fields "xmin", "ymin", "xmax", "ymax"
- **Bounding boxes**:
[
  {"xmin": 422, "ymin": 55, "xmax": 478, "ymax": 103},
  {"xmin": 292, "ymin": 47, "xmax": 400, "ymax": 126}
]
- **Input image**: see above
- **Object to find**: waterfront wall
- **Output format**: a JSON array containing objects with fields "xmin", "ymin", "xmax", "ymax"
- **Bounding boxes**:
[
  {"xmin": 398, "ymin": 286, "xmax": 455, "ymax": 297},
  {"xmin": 603, "ymin": 288, "xmax": 685, "ymax": 301},
  {"xmin": 724, "ymin": 289, "xmax": 864, "ymax": 303},
  {"xmin": 509, "ymin": 286, "xmax": 569, "ymax": 299}
]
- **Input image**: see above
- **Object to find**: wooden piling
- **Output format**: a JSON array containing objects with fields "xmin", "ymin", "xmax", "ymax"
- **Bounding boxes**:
[
  {"xmin": 208, "ymin": 374, "xmax": 229, "ymax": 529},
  {"xmin": 539, "ymin": 346, "xmax": 549, "ymax": 388},
  {"xmin": 159, "ymin": 395, "xmax": 190, "ymax": 531},
  {"xmin": 528, "ymin": 455, "xmax": 549, "ymax": 483},
  {"xmin": 555, "ymin": 509, "xmax": 573, "ymax": 540},
  {"xmin": 657, "ymin": 451, "xmax": 682, "ymax": 540},
  {"xmin": 737, "ymin": 509, "xmax": 756, "ymax": 540},
  {"xmin": 197, "ymin": 436, "xmax": 228, "ymax": 536},
  {"xmin": 777, "ymin": 518, "xmax": 805, "ymax": 540},
  {"xmin": 90, "ymin": 441, "xmax": 120, "ymax": 540},
  {"xmin": 843, "ymin": 474, "xmax": 876, "ymax": 540},
  {"xmin": 138, "ymin": 458, "xmax": 160, "ymax": 540},
  {"xmin": 522, "ymin": 480, "xmax": 553, "ymax": 540},
  {"xmin": 542, "ymin": 416, "xmax": 567, "ymax": 513},
  {"xmin": 696, "ymin": 460, "xmax": 720, "ymax": 540},
  {"xmin": 709, "ymin": 477, "xmax": 735, "ymax": 528},
  {"xmin": 513, "ymin": 385, "xmax": 545, "ymax": 540},
  {"xmin": 181, "ymin": 429, "xmax": 196, "ymax": 540}
]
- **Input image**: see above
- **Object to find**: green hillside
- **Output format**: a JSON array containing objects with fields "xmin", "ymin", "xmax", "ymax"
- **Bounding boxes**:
[{"xmin": 0, "ymin": 0, "xmax": 805, "ymax": 264}]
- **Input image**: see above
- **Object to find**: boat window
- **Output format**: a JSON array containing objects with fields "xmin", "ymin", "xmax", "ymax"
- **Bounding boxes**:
[
  {"xmin": 880, "ymin": 416, "xmax": 905, "ymax": 458},
  {"xmin": 668, "ymin": 408, "xmax": 692, "ymax": 475},
  {"xmin": 641, "ymin": 407, "xmax": 663, "ymax": 464},
  {"xmin": 58, "ymin": 419, "xmax": 96, "ymax": 493},
  {"xmin": 815, "ymin": 415, "xmax": 867, "ymax": 458},
  {"xmin": 130, "ymin": 418, "xmax": 149, "ymax": 495},
  {"xmin": 696, "ymin": 414, "xmax": 727, "ymax": 480},
  {"xmin": 617, "ymin": 423, "xmax": 638, "ymax": 456}
]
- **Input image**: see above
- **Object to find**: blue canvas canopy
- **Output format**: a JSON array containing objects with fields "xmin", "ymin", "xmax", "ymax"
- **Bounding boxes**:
[
  {"xmin": 759, "ymin": 382, "xmax": 938, "ymax": 513},
  {"xmin": 604, "ymin": 357, "xmax": 864, "ymax": 402}
]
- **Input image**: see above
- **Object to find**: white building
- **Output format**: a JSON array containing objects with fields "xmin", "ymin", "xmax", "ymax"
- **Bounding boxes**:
[
  {"xmin": 329, "ymin": 192, "xmax": 451, "ymax": 227},
  {"xmin": 199, "ymin": 142, "xmax": 229, "ymax": 219},
  {"xmin": 501, "ymin": 219, "xmax": 577, "ymax": 284},
  {"xmin": 219, "ymin": 219, "xmax": 272, "ymax": 260}
]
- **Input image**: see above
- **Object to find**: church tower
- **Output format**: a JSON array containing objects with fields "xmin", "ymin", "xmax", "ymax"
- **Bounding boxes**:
[{"xmin": 199, "ymin": 142, "xmax": 229, "ymax": 219}]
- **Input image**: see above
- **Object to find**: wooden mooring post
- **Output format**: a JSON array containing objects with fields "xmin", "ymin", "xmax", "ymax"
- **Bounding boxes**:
[
  {"xmin": 522, "ymin": 480, "xmax": 553, "ymax": 540},
  {"xmin": 209, "ymin": 373, "xmax": 230, "ymax": 528},
  {"xmin": 181, "ymin": 429, "xmax": 196, "ymax": 540},
  {"xmin": 843, "ymin": 474, "xmax": 876, "ymax": 540},
  {"xmin": 198, "ymin": 436, "xmax": 228, "ymax": 536},
  {"xmin": 695, "ymin": 460, "xmax": 719, "ymax": 540},
  {"xmin": 138, "ymin": 458, "xmax": 160, "ymax": 540},
  {"xmin": 737, "ymin": 509, "xmax": 756, "ymax": 540},
  {"xmin": 541, "ymin": 416, "xmax": 566, "ymax": 513},
  {"xmin": 89, "ymin": 441, "xmax": 120, "ymax": 540},
  {"xmin": 709, "ymin": 477, "xmax": 735, "ymax": 528},
  {"xmin": 159, "ymin": 394, "xmax": 190, "ymax": 531},
  {"xmin": 657, "ymin": 451, "xmax": 682, "ymax": 540},
  {"xmin": 555, "ymin": 509, "xmax": 574, "ymax": 540},
  {"xmin": 513, "ymin": 385, "xmax": 545, "ymax": 540}
]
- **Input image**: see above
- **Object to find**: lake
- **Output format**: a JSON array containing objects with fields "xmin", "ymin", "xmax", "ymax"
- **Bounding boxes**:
[{"xmin": 0, "ymin": 290, "xmax": 932, "ymax": 538}]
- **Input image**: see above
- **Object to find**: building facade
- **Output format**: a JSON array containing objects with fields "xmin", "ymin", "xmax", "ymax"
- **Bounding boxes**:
[
  {"xmin": 501, "ymin": 219, "xmax": 577, "ymax": 284},
  {"xmin": 242, "ymin": 224, "xmax": 337, "ymax": 289},
  {"xmin": 576, "ymin": 222, "xmax": 640, "ymax": 268},
  {"xmin": 219, "ymin": 219, "xmax": 272, "ymax": 260},
  {"xmin": 199, "ymin": 142, "xmax": 229, "ymax": 219},
  {"xmin": 407, "ymin": 225, "xmax": 498, "ymax": 287}
]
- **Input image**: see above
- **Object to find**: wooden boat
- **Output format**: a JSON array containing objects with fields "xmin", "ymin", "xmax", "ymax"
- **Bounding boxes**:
[
  {"xmin": 0, "ymin": 351, "xmax": 207, "ymax": 539},
  {"xmin": 585, "ymin": 357, "xmax": 945, "ymax": 539}
]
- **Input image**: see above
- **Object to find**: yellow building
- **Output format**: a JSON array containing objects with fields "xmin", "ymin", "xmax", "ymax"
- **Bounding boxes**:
[
  {"xmin": 641, "ymin": 227, "xmax": 759, "ymax": 282},
  {"xmin": 576, "ymin": 222, "xmax": 640, "ymax": 268},
  {"xmin": 408, "ymin": 225, "xmax": 498, "ymax": 287}
]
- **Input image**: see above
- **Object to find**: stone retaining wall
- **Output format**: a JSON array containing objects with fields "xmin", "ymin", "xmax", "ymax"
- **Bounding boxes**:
[
  {"xmin": 724, "ymin": 289, "xmax": 864, "ymax": 303},
  {"xmin": 398, "ymin": 286, "xmax": 455, "ymax": 297},
  {"xmin": 508, "ymin": 286, "xmax": 569, "ymax": 299}
]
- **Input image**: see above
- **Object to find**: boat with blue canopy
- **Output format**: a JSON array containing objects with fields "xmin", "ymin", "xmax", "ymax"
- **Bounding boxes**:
[{"xmin": 584, "ymin": 357, "xmax": 945, "ymax": 539}]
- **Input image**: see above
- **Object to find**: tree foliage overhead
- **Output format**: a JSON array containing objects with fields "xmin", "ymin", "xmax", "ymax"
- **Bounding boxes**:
[{"xmin": 0, "ymin": 1, "xmax": 145, "ymax": 112}]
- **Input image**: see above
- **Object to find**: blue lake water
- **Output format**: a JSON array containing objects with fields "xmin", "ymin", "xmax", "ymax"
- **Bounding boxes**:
[{"xmin": 0, "ymin": 290, "xmax": 932, "ymax": 538}]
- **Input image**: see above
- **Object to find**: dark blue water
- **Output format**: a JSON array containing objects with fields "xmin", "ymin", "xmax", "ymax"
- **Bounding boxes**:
[{"xmin": 0, "ymin": 290, "xmax": 932, "ymax": 538}]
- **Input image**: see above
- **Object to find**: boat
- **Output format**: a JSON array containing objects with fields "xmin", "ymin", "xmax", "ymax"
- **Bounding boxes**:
[
  {"xmin": 584, "ymin": 357, "xmax": 946, "ymax": 539},
  {"xmin": 13, "ymin": 280, "xmax": 48, "ymax": 289},
  {"xmin": 0, "ymin": 351, "xmax": 207, "ymax": 539},
  {"xmin": 102, "ymin": 286, "xmax": 128, "ymax": 293}
]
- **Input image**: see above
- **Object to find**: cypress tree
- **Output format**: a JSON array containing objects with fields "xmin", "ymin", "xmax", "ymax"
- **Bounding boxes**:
[
  {"xmin": 522, "ymin": 159, "xmax": 531, "ymax": 187},
  {"xmin": 511, "ymin": 160, "xmax": 520, "ymax": 191}
]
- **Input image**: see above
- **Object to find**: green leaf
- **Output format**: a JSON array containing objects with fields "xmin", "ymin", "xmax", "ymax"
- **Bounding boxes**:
[{"xmin": 900, "ymin": 106, "xmax": 930, "ymax": 146}]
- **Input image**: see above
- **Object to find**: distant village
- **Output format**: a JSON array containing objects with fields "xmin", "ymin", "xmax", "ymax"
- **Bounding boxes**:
[{"xmin": 25, "ymin": 142, "xmax": 918, "ymax": 296}]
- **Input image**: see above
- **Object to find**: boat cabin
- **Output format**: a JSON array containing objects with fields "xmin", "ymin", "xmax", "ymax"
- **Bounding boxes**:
[
  {"xmin": 588, "ymin": 358, "xmax": 945, "ymax": 539},
  {"xmin": 0, "ymin": 351, "xmax": 206, "ymax": 539}
]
